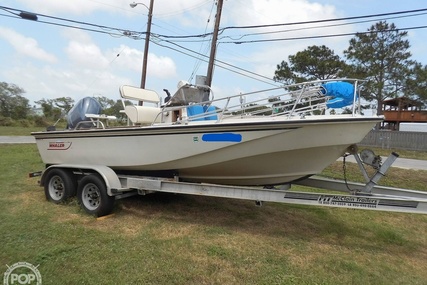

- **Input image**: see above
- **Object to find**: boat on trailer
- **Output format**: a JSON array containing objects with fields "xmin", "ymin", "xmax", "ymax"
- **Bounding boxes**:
[
  {"xmin": 30, "ymin": 0, "xmax": 427, "ymax": 217},
  {"xmin": 30, "ymin": 83, "xmax": 427, "ymax": 217},
  {"xmin": 32, "ymin": 79, "xmax": 381, "ymax": 186}
]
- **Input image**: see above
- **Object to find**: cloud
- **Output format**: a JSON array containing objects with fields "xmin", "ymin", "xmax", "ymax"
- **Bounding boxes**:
[
  {"xmin": 109, "ymin": 45, "xmax": 177, "ymax": 78},
  {"xmin": 226, "ymin": 0, "xmax": 337, "ymax": 26},
  {"xmin": 0, "ymin": 27, "xmax": 57, "ymax": 63},
  {"xmin": 148, "ymin": 53, "xmax": 177, "ymax": 78},
  {"xmin": 14, "ymin": 0, "xmax": 211, "ymax": 17},
  {"xmin": 65, "ymin": 40, "xmax": 110, "ymax": 69},
  {"xmin": 2, "ymin": 62, "xmax": 133, "ymax": 103},
  {"xmin": 60, "ymin": 29, "xmax": 108, "ymax": 69},
  {"xmin": 14, "ymin": 0, "xmax": 127, "ymax": 14},
  {"xmin": 217, "ymin": 0, "xmax": 353, "ymax": 79}
]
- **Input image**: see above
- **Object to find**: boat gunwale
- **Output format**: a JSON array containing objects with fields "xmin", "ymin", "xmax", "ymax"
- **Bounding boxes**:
[{"xmin": 31, "ymin": 115, "xmax": 382, "ymax": 139}]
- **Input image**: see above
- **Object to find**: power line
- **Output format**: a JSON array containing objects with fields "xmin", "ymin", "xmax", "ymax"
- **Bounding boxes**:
[
  {"xmin": 0, "ymin": 5, "xmax": 144, "ymax": 39},
  {"xmin": 156, "ymin": 39, "xmax": 280, "ymax": 86},
  {"xmin": 3, "ymin": 4, "xmax": 427, "ymax": 44},
  {"xmin": 220, "ymin": 12, "xmax": 427, "ymax": 41},
  {"xmin": 137, "ymin": 7, "xmax": 427, "ymax": 39},
  {"xmin": 219, "ymin": 25, "xmax": 427, "ymax": 44},
  {"xmin": 219, "ymin": 7, "xmax": 427, "ymax": 31},
  {"xmin": 153, "ymin": 40, "xmax": 279, "ymax": 87},
  {"xmin": 2, "ymin": 4, "xmax": 427, "ymax": 87}
]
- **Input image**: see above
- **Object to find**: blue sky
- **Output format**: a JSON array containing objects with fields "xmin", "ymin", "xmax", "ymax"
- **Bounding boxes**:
[{"xmin": 1, "ymin": 0, "xmax": 427, "ymax": 106}]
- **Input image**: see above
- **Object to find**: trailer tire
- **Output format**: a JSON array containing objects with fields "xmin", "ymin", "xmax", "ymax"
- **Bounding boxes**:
[
  {"xmin": 44, "ymin": 168, "xmax": 77, "ymax": 203},
  {"xmin": 77, "ymin": 174, "xmax": 115, "ymax": 217}
]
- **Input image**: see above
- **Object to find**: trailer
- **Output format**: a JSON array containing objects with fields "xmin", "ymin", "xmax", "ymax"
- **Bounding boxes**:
[{"xmin": 30, "ymin": 149, "xmax": 427, "ymax": 217}]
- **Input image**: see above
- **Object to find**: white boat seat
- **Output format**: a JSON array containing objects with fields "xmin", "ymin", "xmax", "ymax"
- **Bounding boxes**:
[
  {"xmin": 124, "ymin": 105, "xmax": 161, "ymax": 124},
  {"xmin": 119, "ymin": 85, "xmax": 160, "ymax": 104},
  {"xmin": 119, "ymin": 85, "xmax": 161, "ymax": 125}
]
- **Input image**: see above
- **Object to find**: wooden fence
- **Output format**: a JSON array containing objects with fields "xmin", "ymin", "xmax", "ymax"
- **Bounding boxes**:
[{"xmin": 359, "ymin": 130, "xmax": 427, "ymax": 151}]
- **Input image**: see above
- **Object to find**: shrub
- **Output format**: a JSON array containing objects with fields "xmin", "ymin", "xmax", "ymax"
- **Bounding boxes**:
[
  {"xmin": 33, "ymin": 116, "xmax": 50, "ymax": 127},
  {"xmin": 17, "ymin": 119, "xmax": 32, "ymax": 127},
  {"xmin": 0, "ymin": 116, "xmax": 14, "ymax": 126}
]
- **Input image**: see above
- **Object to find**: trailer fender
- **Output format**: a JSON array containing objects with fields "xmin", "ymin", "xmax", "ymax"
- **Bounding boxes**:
[{"xmin": 41, "ymin": 164, "xmax": 122, "ymax": 196}]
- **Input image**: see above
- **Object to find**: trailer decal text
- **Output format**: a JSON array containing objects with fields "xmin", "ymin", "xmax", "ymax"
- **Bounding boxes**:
[{"xmin": 318, "ymin": 195, "xmax": 379, "ymax": 208}]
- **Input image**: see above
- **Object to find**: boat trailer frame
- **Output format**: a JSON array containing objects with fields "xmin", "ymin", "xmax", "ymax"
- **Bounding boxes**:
[
  {"xmin": 33, "ymin": 151, "xmax": 427, "ymax": 216},
  {"xmin": 110, "ymin": 174, "xmax": 427, "ymax": 215}
]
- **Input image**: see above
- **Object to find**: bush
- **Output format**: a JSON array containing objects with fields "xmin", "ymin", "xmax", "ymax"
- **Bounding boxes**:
[
  {"xmin": 17, "ymin": 119, "xmax": 32, "ymax": 128},
  {"xmin": 0, "ymin": 116, "xmax": 14, "ymax": 126},
  {"xmin": 33, "ymin": 116, "xmax": 50, "ymax": 127}
]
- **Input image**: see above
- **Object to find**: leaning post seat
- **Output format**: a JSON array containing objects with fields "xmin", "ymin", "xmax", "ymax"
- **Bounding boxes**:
[
  {"xmin": 119, "ymin": 85, "xmax": 162, "ymax": 125},
  {"xmin": 124, "ymin": 105, "xmax": 161, "ymax": 124}
]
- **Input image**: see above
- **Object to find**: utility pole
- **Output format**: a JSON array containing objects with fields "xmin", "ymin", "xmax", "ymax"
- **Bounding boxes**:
[
  {"xmin": 141, "ymin": 0, "xmax": 154, "ymax": 91},
  {"xmin": 130, "ymin": 1, "xmax": 154, "ymax": 105},
  {"xmin": 205, "ymin": 0, "xmax": 223, "ymax": 88}
]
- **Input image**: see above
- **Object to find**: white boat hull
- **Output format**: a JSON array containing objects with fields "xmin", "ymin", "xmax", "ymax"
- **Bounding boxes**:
[{"xmin": 33, "ymin": 116, "xmax": 380, "ymax": 186}]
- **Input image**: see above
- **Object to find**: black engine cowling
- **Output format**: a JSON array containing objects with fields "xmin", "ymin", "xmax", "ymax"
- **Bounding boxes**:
[{"xmin": 67, "ymin": 97, "xmax": 102, "ymax": 129}]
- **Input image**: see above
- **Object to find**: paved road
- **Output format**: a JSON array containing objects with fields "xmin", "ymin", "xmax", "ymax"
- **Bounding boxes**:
[
  {"xmin": 338, "ymin": 155, "xmax": 427, "ymax": 171},
  {"xmin": 1, "ymin": 136, "xmax": 426, "ymax": 170},
  {"xmin": 0, "ymin": 136, "xmax": 35, "ymax": 144}
]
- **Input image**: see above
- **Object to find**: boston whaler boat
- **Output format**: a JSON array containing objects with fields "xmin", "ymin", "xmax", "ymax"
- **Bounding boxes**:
[
  {"xmin": 32, "ymin": 79, "xmax": 381, "ymax": 186},
  {"xmin": 32, "ymin": 85, "xmax": 427, "ymax": 218},
  {"xmin": 29, "ymin": 0, "xmax": 427, "ymax": 218},
  {"xmin": 34, "ymin": 0, "xmax": 426, "ymax": 217}
]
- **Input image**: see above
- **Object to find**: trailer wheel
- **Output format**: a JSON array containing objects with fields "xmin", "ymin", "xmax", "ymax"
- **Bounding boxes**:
[
  {"xmin": 77, "ymin": 174, "xmax": 115, "ymax": 217},
  {"xmin": 44, "ymin": 169, "xmax": 76, "ymax": 203}
]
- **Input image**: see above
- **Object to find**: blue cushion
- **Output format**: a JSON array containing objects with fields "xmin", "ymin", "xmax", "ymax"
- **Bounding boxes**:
[
  {"xmin": 322, "ymin": 82, "xmax": 357, "ymax": 108},
  {"xmin": 203, "ymin": 106, "xmax": 218, "ymax": 120},
  {"xmin": 187, "ymin": 105, "xmax": 205, "ymax": 121}
]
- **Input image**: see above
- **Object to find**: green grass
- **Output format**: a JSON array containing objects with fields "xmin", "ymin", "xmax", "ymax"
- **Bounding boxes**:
[
  {"xmin": 1, "ymin": 144, "xmax": 427, "ymax": 284},
  {"xmin": 321, "ymin": 161, "xmax": 427, "ymax": 190},
  {"xmin": 0, "ymin": 124, "xmax": 68, "ymax": 136}
]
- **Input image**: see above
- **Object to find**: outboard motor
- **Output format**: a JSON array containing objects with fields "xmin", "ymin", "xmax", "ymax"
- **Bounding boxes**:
[{"xmin": 67, "ymin": 97, "xmax": 102, "ymax": 129}]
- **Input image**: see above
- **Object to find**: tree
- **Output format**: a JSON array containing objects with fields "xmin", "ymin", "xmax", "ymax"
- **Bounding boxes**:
[
  {"xmin": 54, "ymin": 97, "xmax": 74, "ymax": 113},
  {"xmin": 0, "ymin": 82, "xmax": 30, "ymax": 119},
  {"xmin": 93, "ymin": 96, "xmax": 115, "ymax": 111},
  {"xmin": 93, "ymin": 96, "xmax": 125, "ymax": 119},
  {"xmin": 344, "ymin": 21, "xmax": 413, "ymax": 115},
  {"xmin": 273, "ymin": 61, "xmax": 295, "ymax": 85},
  {"xmin": 232, "ymin": 103, "xmax": 272, "ymax": 116},
  {"xmin": 108, "ymin": 100, "xmax": 127, "ymax": 120},
  {"xmin": 274, "ymin": 45, "xmax": 347, "ymax": 84},
  {"xmin": 35, "ymin": 99, "xmax": 61, "ymax": 120},
  {"xmin": 35, "ymin": 97, "xmax": 75, "ymax": 120},
  {"xmin": 405, "ymin": 63, "xmax": 427, "ymax": 107}
]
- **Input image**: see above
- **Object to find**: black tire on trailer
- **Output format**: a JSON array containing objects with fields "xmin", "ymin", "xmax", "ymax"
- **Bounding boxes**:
[
  {"xmin": 44, "ymin": 168, "xmax": 77, "ymax": 203},
  {"xmin": 77, "ymin": 174, "xmax": 115, "ymax": 217}
]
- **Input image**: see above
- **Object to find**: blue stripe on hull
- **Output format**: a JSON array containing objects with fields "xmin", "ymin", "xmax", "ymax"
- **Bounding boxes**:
[{"xmin": 202, "ymin": 133, "xmax": 242, "ymax": 142}]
